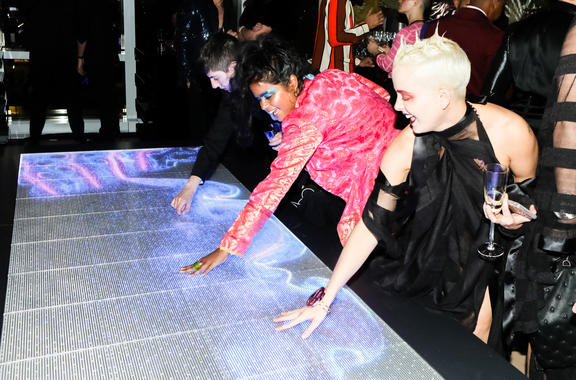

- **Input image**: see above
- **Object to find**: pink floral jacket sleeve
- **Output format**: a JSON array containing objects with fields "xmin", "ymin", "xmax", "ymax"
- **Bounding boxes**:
[{"xmin": 219, "ymin": 123, "xmax": 323, "ymax": 256}]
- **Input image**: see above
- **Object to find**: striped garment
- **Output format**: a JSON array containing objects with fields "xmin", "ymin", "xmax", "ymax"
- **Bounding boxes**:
[{"xmin": 312, "ymin": 0, "xmax": 370, "ymax": 73}]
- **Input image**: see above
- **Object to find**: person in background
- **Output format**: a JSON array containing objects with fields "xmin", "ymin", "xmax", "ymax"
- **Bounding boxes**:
[
  {"xmin": 509, "ymin": 13, "xmax": 576, "ymax": 380},
  {"xmin": 179, "ymin": 36, "xmax": 399, "ymax": 276},
  {"xmin": 22, "ymin": 0, "xmax": 84, "ymax": 142},
  {"xmin": 174, "ymin": 0, "xmax": 235, "ymax": 140},
  {"xmin": 481, "ymin": 0, "xmax": 576, "ymax": 131},
  {"xmin": 76, "ymin": 0, "xmax": 121, "ymax": 140},
  {"xmin": 234, "ymin": 0, "xmax": 275, "ymax": 41},
  {"xmin": 421, "ymin": 0, "xmax": 506, "ymax": 98},
  {"xmin": 273, "ymin": 35, "xmax": 537, "ymax": 352},
  {"xmin": 312, "ymin": 0, "xmax": 384, "ymax": 73},
  {"xmin": 367, "ymin": 0, "xmax": 431, "ymax": 76},
  {"xmin": 171, "ymin": 33, "xmax": 278, "ymax": 215}
]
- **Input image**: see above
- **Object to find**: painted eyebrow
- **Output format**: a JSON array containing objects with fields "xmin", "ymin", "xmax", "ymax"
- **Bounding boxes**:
[{"xmin": 255, "ymin": 87, "xmax": 277, "ymax": 101}]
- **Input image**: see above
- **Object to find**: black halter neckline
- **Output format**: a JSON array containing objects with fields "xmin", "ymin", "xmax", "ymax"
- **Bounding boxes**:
[{"xmin": 435, "ymin": 103, "xmax": 475, "ymax": 139}]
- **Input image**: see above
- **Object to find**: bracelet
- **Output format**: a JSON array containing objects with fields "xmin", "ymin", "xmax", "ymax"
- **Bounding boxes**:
[
  {"xmin": 306, "ymin": 287, "xmax": 325, "ymax": 306},
  {"xmin": 314, "ymin": 299, "xmax": 331, "ymax": 313},
  {"xmin": 306, "ymin": 287, "xmax": 331, "ymax": 313},
  {"xmin": 78, "ymin": 56, "xmax": 84, "ymax": 59}
]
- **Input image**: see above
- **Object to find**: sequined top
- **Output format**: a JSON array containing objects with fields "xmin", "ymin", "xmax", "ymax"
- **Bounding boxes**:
[
  {"xmin": 219, "ymin": 69, "xmax": 399, "ymax": 255},
  {"xmin": 175, "ymin": 0, "xmax": 235, "ymax": 86}
]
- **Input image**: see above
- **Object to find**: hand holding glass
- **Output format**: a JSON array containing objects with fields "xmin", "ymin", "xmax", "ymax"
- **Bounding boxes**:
[{"xmin": 477, "ymin": 163, "xmax": 509, "ymax": 261}]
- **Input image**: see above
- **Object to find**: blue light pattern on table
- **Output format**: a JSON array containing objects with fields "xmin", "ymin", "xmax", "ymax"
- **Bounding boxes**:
[{"xmin": 0, "ymin": 147, "xmax": 442, "ymax": 379}]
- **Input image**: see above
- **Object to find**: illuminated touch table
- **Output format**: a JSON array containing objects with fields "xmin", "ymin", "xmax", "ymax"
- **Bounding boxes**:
[{"xmin": 0, "ymin": 147, "xmax": 523, "ymax": 379}]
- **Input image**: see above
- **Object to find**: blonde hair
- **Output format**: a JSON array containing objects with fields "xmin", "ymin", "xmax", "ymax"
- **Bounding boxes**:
[{"xmin": 393, "ymin": 33, "xmax": 470, "ymax": 99}]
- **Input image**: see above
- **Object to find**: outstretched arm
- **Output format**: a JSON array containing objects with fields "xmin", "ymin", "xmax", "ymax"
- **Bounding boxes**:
[
  {"xmin": 180, "ymin": 123, "xmax": 323, "ymax": 277},
  {"xmin": 274, "ymin": 127, "xmax": 415, "ymax": 338},
  {"xmin": 274, "ymin": 220, "xmax": 377, "ymax": 338},
  {"xmin": 554, "ymin": 23, "xmax": 576, "ymax": 199},
  {"xmin": 171, "ymin": 94, "xmax": 237, "ymax": 215},
  {"xmin": 219, "ymin": 123, "xmax": 323, "ymax": 256}
]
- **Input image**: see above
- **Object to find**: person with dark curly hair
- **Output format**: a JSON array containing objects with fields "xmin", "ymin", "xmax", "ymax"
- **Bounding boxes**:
[{"xmin": 180, "ymin": 36, "xmax": 399, "ymax": 276}]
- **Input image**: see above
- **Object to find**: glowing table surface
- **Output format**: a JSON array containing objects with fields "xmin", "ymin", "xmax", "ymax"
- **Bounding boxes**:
[{"xmin": 0, "ymin": 147, "xmax": 442, "ymax": 379}]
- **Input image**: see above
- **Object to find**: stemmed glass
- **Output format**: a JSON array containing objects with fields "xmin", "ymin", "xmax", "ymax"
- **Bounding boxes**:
[{"xmin": 477, "ymin": 163, "xmax": 509, "ymax": 261}]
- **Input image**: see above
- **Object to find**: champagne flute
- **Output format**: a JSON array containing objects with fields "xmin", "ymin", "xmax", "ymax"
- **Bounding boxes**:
[{"xmin": 477, "ymin": 163, "xmax": 509, "ymax": 261}]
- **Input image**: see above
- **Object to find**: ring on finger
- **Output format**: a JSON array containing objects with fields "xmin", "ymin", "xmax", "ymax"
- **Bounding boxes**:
[{"xmin": 192, "ymin": 261, "xmax": 203, "ymax": 270}]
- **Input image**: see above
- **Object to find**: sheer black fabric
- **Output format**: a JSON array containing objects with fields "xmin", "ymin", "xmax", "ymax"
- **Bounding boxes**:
[
  {"xmin": 512, "ymin": 18, "xmax": 576, "ymax": 379},
  {"xmin": 480, "ymin": 1, "xmax": 576, "ymax": 132},
  {"xmin": 363, "ymin": 104, "xmax": 506, "ymax": 343}
]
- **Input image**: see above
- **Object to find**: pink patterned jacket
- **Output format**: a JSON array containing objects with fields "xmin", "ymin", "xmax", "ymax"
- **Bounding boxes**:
[{"xmin": 220, "ymin": 69, "xmax": 399, "ymax": 255}]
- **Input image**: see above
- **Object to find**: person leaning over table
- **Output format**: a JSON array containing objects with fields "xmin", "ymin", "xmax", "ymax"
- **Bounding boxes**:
[
  {"xmin": 170, "ymin": 33, "xmax": 279, "ymax": 215},
  {"xmin": 273, "ymin": 34, "xmax": 538, "ymax": 351},
  {"xmin": 179, "ymin": 35, "xmax": 400, "ymax": 276}
]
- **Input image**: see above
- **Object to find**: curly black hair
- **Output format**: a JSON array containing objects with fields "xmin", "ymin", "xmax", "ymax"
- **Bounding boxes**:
[{"xmin": 235, "ymin": 35, "xmax": 314, "ymax": 96}]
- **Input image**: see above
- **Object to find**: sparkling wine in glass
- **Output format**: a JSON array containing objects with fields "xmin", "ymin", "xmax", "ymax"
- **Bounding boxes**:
[{"xmin": 477, "ymin": 163, "xmax": 509, "ymax": 261}]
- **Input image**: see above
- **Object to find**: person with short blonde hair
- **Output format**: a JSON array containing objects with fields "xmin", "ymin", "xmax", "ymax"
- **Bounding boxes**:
[
  {"xmin": 421, "ymin": 0, "xmax": 505, "ymax": 97},
  {"xmin": 394, "ymin": 32, "xmax": 470, "ymax": 98},
  {"xmin": 274, "ymin": 35, "xmax": 538, "ymax": 350}
]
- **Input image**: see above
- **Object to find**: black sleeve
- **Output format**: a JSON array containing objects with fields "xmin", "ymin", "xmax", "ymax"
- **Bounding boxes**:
[
  {"xmin": 190, "ymin": 93, "xmax": 236, "ymax": 181},
  {"xmin": 362, "ymin": 170, "xmax": 409, "ymax": 254}
]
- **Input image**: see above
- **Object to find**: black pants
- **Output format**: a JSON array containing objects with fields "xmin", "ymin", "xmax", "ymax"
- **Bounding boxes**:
[
  {"xmin": 29, "ymin": 60, "xmax": 84, "ymax": 139},
  {"xmin": 275, "ymin": 170, "xmax": 346, "ymax": 268},
  {"xmin": 85, "ymin": 62, "xmax": 120, "ymax": 138},
  {"xmin": 278, "ymin": 170, "xmax": 347, "ymax": 227},
  {"xmin": 289, "ymin": 170, "xmax": 346, "ymax": 227}
]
